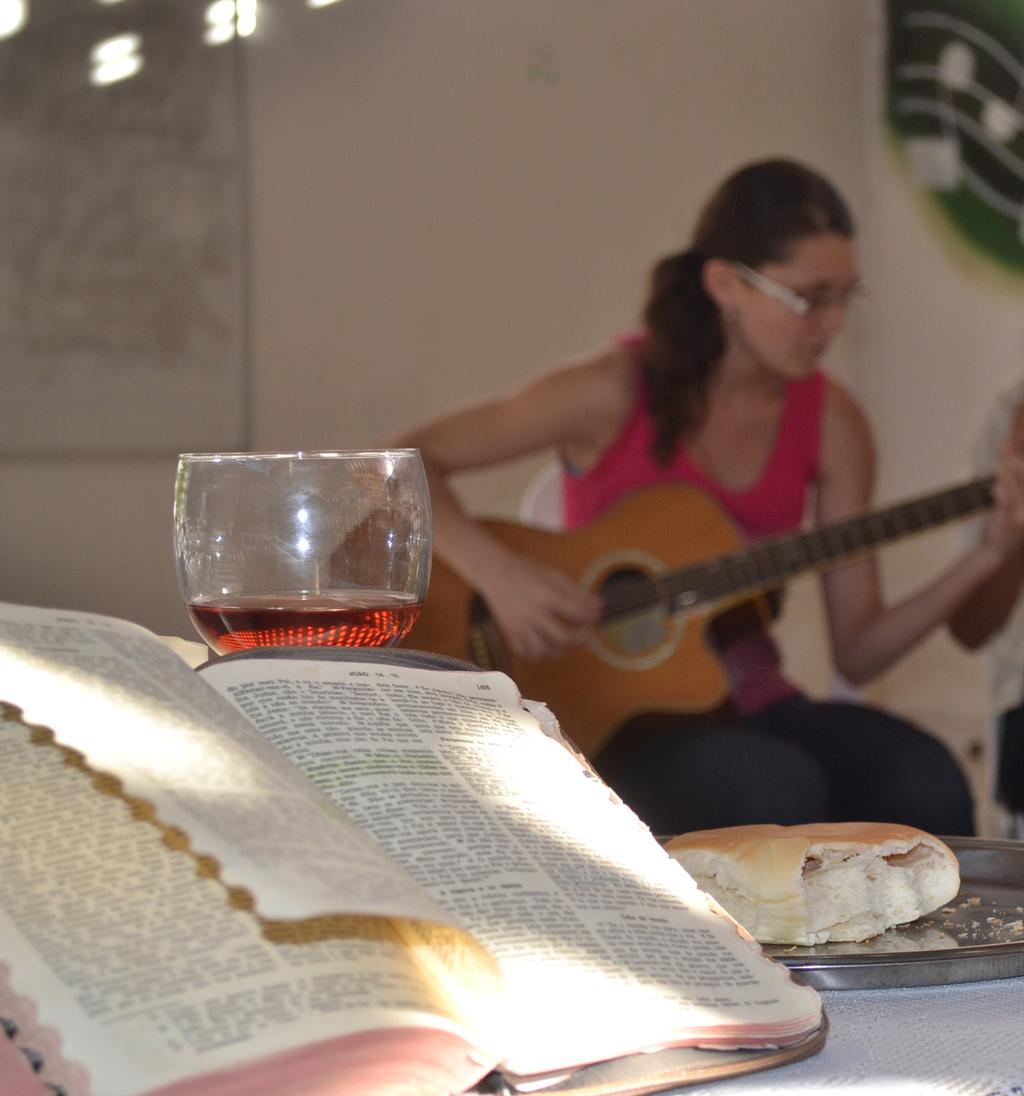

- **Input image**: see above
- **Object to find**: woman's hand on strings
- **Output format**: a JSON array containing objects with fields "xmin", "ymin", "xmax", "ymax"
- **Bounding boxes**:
[{"xmin": 477, "ymin": 552, "xmax": 601, "ymax": 661}]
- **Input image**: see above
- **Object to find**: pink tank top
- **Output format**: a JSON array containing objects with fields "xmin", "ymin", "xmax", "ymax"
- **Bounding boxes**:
[
  {"xmin": 562, "ymin": 336, "xmax": 828, "ymax": 715},
  {"xmin": 564, "ymin": 346, "xmax": 827, "ymax": 536}
]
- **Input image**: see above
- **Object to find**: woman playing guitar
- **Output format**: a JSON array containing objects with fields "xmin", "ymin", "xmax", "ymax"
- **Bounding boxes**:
[{"xmin": 387, "ymin": 158, "xmax": 1024, "ymax": 837}]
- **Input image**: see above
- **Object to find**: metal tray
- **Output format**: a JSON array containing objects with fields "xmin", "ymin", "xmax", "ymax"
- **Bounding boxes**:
[
  {"xmin": 477, "ymin": 1016, "xmax": 827, "ymax": 1094},
  {"xmin": 764, "ymin": 837, "xmax": 1024, "ymax": 990}
]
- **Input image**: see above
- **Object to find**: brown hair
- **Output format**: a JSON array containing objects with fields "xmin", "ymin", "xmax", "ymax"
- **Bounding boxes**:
[{"xmin": 641, "ymin": 158, "xmax": 855, "ymax": 464}]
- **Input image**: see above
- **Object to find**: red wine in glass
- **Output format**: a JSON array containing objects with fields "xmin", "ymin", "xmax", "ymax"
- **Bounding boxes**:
[
  {"xmin": 174, "ymin": 451, "xmax": 432, "ymax": 656},
  {"xmin": 186, "ymin": 591, "xmax": 421, "ymax": 654}
]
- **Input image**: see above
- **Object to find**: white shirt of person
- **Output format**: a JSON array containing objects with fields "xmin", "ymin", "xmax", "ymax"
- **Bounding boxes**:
[{"xmin": 964, "ymin": 379, "xmax": 1024, "ymax": 718}]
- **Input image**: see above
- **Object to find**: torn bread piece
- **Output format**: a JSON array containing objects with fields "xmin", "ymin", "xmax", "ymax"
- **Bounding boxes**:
[{"xmin": 665, "ymin": 822, "xmax": 960, "ymax": 945}]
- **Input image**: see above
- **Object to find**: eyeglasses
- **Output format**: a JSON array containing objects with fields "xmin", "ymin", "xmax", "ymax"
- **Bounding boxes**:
[{"xmin": 733, "ymin": 262, "xmax": 866, "ymax": 317}]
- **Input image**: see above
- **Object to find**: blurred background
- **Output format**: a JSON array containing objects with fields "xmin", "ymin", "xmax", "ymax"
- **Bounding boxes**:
[{"xmin": 2, "ymin": 0, "xmax": 1022, "ymax": 829}]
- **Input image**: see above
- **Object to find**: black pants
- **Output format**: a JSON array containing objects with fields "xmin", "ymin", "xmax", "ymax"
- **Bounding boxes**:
[
  {"xmin": 593, "ymin": 696, "xmax": 976, "ymax": 837},
  {"xmin": 996, "ymin": 704, "xmax": 1024, "ymax": 812}
]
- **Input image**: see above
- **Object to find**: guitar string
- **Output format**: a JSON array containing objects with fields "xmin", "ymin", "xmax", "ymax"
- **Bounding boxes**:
[{"xmin": 595, "ymin": 476, "xmax": 995, "ymax": 623}]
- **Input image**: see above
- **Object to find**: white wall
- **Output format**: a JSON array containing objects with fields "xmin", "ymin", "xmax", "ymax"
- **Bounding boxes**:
[
  {"xmin": 9, "ymin": 0, "xmax": 1006, "ymax": 821},
  {"xmin": 0, "ymin": 0, "xmax": 869, "ymax": 655},
  {"xmin": 245, "ymin": 0, "xmax": 868, "ymax": 455},
  {"xmin": 242, "ymin": 0, "xmax": 869, "ymax": 699}
]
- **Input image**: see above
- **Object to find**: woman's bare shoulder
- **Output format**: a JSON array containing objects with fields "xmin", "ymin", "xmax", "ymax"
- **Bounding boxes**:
[
  {"xmin": 386, "ymin": 338, "xmax": 637, "ymax": 472},
  {"xmin": 537, "ymin": 338, "xmax": 633, "ymax": 384},
  {"xmin": 821, "ymin": 373, "xmax": 872, "ymax": 441},
  {"xmin": 539, "ymin": 340, "xmax": 637, "ymax": 448}
]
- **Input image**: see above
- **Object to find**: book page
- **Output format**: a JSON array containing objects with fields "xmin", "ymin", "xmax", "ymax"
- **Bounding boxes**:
[
  {"xmin": 0, "ymin": 712, "xmax": 501, "ymax": 1095},
  {"xmin": 0, "ymin": 602, "xmax": 447, "ymax": 927},
  {"xmin": 205, "ymin": 657, "xmax": 821, "ymax": 1079}
]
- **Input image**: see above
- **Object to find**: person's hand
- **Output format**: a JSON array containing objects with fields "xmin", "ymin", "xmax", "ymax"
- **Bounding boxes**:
[
  {"xmin": 980, "ymin": 402, "xmax": 1024, "ymax": 564},
  {"xmin": 476, "ymin": 551, "xmax": 601, "ymax": 661}
]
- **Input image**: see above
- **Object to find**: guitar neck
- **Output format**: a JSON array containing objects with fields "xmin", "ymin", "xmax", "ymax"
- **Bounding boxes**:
[{"xmin": 603, "ymin": 474, "xmax": 995, "ymax": 623}]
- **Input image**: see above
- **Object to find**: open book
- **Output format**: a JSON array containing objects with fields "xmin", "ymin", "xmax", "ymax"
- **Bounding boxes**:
[{"xmin": 0, "ymin": 601, "xmax": 823, "ymax": 1095}]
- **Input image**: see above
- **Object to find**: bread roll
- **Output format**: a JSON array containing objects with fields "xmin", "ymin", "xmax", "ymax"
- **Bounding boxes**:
[{"xmin": 665, "ymin": 822, "xmax": 960, "ymax": 945}]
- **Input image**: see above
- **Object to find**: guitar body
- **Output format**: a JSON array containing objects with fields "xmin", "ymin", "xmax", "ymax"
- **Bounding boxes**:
[{"xmin": 407, "ymin": 483, "xmax": 772, "ymax": 758}]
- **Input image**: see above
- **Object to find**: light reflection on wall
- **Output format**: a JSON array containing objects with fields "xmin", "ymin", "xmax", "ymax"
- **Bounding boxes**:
[
  {"xmin": 0, "ymin": 0, "xmax": 28, "ymax": 41},
  {"xmin": 206, "ymin": 0, "xmax": 256, "ymax": 46},
  {"xmin": 206, "ymin": 0, "xmax": 239, "ymax": 45},
  {"xmin": 0, "ymin": 0, "xmax": 343, "ymax": 62},
  {"xmin": 89, "ymin": 31, "xmax": 142, "ymax": 85}
]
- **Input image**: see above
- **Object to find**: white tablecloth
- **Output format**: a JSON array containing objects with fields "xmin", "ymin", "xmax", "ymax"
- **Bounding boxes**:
[{"xmin": 679, "ymin": 978, "xmax": 1024, "ymax": 1095}]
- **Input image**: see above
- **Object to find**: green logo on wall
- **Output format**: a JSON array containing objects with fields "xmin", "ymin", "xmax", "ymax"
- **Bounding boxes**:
[{"xmin": 886, "ymin": 0, "xmax": 1024, "ymax": 275}]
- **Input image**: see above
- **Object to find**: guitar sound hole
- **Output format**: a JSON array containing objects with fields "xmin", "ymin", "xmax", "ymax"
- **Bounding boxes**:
[{"xmin": 597, "ymin": 569, "xmax": 667, "ymax": 657}]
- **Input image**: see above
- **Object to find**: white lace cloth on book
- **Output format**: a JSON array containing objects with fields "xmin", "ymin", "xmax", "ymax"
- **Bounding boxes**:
[{"xmin": 677, "ymin": 980, "xmax": 1024, "ymax": 1095}]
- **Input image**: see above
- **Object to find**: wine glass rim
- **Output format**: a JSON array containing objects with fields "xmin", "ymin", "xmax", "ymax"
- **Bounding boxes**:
[{"xmin": 177, "ymin": 448, "xmax": 422, "ymax": 462}]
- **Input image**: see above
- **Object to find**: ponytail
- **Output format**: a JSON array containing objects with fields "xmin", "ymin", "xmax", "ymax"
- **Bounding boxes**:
[{"xmin": 640, "ymin": 249, "xmax": 724, "ymax": 465}]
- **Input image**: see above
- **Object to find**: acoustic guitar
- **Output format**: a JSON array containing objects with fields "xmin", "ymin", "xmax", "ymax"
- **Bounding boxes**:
[{"xmin": 406, "ymin": 476, "xmax": 995, "ymax": 758}]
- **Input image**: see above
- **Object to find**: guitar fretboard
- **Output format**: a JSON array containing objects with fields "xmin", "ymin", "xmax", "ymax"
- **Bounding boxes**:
[{"xmin": 600, "ymin": 475, "xmax": 995, "ymax": 623}]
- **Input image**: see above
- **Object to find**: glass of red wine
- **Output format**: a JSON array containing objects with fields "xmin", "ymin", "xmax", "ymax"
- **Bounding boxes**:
[{"xmin": 173, "ymin": 450, "xmax": 431, "ymax": 655}]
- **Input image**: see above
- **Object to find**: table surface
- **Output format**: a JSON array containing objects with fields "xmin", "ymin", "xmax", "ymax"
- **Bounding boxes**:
[{"xmin": 674, "ymin": 976, "xmax": 1024, "ymax": 1095}]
